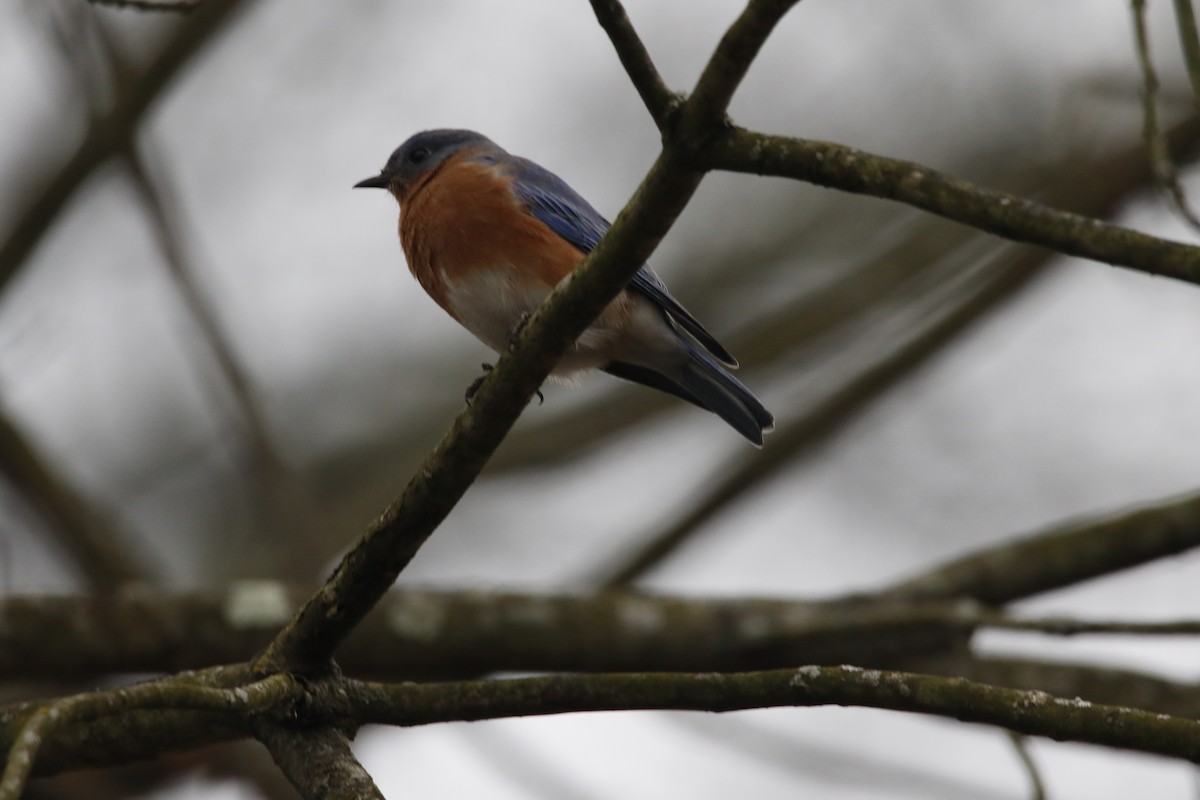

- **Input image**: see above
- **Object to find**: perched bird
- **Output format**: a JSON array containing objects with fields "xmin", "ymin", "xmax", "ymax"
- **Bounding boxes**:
[{"xmin": 355, "ymin": 129, "xmax": 774, "ymax": 445}]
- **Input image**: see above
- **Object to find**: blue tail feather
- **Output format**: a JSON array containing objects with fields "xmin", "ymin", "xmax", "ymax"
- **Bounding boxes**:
[{"xmin": 603, "ymin": 343, "xmax": 773, "ymax": 446}]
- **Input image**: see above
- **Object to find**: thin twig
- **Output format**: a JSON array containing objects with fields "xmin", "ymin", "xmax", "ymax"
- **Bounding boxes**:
[
  {"xmin": 0, "ymin": 410, "xmax": 153, "ymax": 589},
  {"xmin": 1172, "ymin": 0, "xmax": 1200, "ymax": 107},
  {"xmin": 0, "ymin": 0, "xmax": 252, "ymax": 297},
  {"xmin": 1007, "ymin": 732, "xmax": 1048, "ymax": 800},
  {"xmin": 588, "ymin": 0, "xmax": 677, "ymax": 128},
  {"xmin": 88, "ymin": 0, "xmax": 202, "ymax": 11},
  {"xmin": 1132, "ymin": 0, "xmax": 1200, "ymax": 230},
  {"xmin": 682, "ymin": 0, "xmax": 803, "ymax": 133},
  {"xmin": 124, "ymin": 144, "xmax": 284, "ymax": 473}
]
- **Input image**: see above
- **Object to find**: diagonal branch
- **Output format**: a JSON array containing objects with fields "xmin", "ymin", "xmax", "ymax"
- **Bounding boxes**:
[
  {"xmin": 881, "ymin": 490, "xmax": 1200, "ymax": 603},
  {"xmin": 0, "ymin": 0, "xmax": 252, "ymax": 297},
  {"xmin": 682, "ymin": 0, "xmax": 803, "ymax": 132},
  {"xmin": 0, "ymin": 406, "xmax": 154, "ymax": 589},
  {"xmin": 253, "ymin": 724, "xmax": 384, "ymax": 800},
  {"xmin": 253, "ymin": 148, "xmax": 706, "ymax": 672},
  {"xmin": 0, "ymin": 671, "xmax": 293, "ymax": 799},
  {"xmin": 596, "ymin": 254, "xmax": 1038, "ymax": 586},
  {"xmin": 702, "ymin": 127, "xmax": 1200, "ymax": 287},
  {"xmin": 588, "ymin": 0, "xmax": 676, "ymax": 128}
]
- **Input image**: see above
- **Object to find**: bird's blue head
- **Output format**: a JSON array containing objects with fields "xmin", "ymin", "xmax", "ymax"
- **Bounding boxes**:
[{"xmin": 354, "ymin": 129, "xmax": 497, "ymax": 197}]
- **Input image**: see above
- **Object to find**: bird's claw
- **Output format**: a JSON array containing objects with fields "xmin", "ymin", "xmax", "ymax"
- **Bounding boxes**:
[
  {"xmin": 507, "ymin": 311, "xmax": 532, "ymax": 350},
  {"xmin": 465, "ymin": 363, "xmax": 494, "ymax": 405},
  {"xmin": 465, "ymin": 362, "xmax": 544, "ymax": 406}
]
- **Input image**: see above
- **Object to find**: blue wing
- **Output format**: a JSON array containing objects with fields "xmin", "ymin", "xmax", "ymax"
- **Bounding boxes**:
[{"xmin": 509, "ymin": 158, "xmax": 736, "ymax": 366}]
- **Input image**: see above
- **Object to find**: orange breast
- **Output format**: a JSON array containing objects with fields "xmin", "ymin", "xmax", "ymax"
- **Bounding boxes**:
[{"xmin": 398, "ymin": 155, "xmax": 584, "ymax": 324}]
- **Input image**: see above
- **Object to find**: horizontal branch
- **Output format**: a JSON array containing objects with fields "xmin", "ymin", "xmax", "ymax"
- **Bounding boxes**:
[
  {"xmin": 6, "ymin": 584, "xmax": 1200, "ymax": 681},
  {"xmin": 701, "ymin": 126, "xmax": 1200, "ymax": 287},
  {"xmin": 951, "ymin": 655, "xmax": 1200, "ymax": 720},
  {"xmin": 0, "ymin": 585, "xmax": 965, "ymax": 679},
  {"xmin": 352, "ymin": 666, "xmax": 1200, "ymax": 762},
  {"xmin": 7, "ymin": 662, "xmax": 1199, "ymax": 781}
]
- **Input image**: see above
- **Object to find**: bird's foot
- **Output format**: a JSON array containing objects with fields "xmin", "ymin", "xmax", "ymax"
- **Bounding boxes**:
[
  {"xmin": 465, "ymin": 362, "xmax": 544, "ymax": 406},
  {"xmin": 507, "ymin": 311, "xmax": 532, "ymax": 350},
  {"xmin": 465, "ymin": 363, "xmax": 493, "ymax": 405}
]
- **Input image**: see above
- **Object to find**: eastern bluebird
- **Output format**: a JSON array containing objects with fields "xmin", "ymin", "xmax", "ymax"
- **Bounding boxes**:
[{"xmin": 355, "ymin": 129, "xmax": 774, "ymax": 445}]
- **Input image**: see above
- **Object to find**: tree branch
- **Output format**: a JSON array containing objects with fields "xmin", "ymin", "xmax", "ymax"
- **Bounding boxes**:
[
  {"xmin": 8, "ymin": 585, "xmax": 1200, "ymax": 682},
  {"xmin": 701, "ymin": 127, "xmax": 1200, "ymax": 287},
  {"xmin": 0, "ymin": 0, "xmax": 252, "ymax": 296},
  {"xmin": 1173, "ymin": 0, "xmax": 1200, "ymax": 107},
  {"xmin": 0, "ymin": 407, "xmax": 154, "ymax": 589},
  {"xmin": 9, "ymin": 663, "xmax": 1195, "ymax": 783},
  {"xmin": 881, "ymin": 490, "xmax": 1200, "ymax": 603},
  {"xmin": 0, "ymin": 671, "xmax": 293, "ymax": 797},
  {"xmin": 350, "ymin": 666, "xmax": 1200, "ymax": 762},
  {"xmin": 87, "ymin": 0, "xmax": 201, "ymax": 11},
  {"xmin": 682, "ymin": 0, "xmax": 803, "ymax": 133},
  {"xmin": 253, "ymin": 724, "xmax": 383, "ymax": 800},
  {"xmin": 597, "ymin": 253, "xmax": 1039, "ymax": 586},
  {"xmin": 588, "ymin": 0, "xmax": 677, "ymax": 128},
  {"xmin": 1131, "ymin": 0, "xmax": 1200, "ymax": 229}
]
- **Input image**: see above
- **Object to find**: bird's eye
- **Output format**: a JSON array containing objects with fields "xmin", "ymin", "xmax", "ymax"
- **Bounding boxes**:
[{"xmin": 408, "ymin": 147, "xmax": 432, "ymax": 164}]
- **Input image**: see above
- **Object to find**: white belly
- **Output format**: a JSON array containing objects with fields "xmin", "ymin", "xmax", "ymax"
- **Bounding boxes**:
[{"xmin": 442, "ymin": 267, "xmax": 680, "ymax": 376}]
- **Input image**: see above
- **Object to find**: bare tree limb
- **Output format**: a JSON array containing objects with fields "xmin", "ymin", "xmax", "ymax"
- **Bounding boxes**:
[
  {"xmin": 951, "ymin": 655, "xmax": 1200, "ymax": 719},
  {"xmin": 6, "ymin": 664, "xmax": 1200, "ymax": 782},
  {"xmin": 681, "ymin": 0, "xmax": 802, "ymax": 133},
  {"xmin": 5, "ymin": 586, "xmax": 1200, "ymax": 682},
  {"xmin": 701, "ymin": 127, "xmax": 1200, "ymax": 286},
  {"xmin": 881, "ymin": 490, "xmax": 1200, "ymax": 603},
  {"xmin": 349, "ymin": 667, "xmax": 1200, "ymax": 762},
  {"xmin": 253, "ymin": 724, "xmax": 383, "ymax": 800},
  {"xmin": 1131, "ymin": 0, "xmax": 1200, "ymax": 229},
  {"xmin": 0, "ymin": 0, "xmax": 252, "ymax": 296},
  {"xmin": 588, "ymin": 0, "xmax": 677, "ymax": 128},
  {"xmin": 0, "ymin": 671, "xmax": 293, "ymax": 798}
]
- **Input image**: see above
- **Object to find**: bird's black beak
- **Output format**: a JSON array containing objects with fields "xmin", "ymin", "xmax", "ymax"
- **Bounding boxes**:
[{"xmin": 354, "ymin": 173, "xmax": 389, "ymax": 189}]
